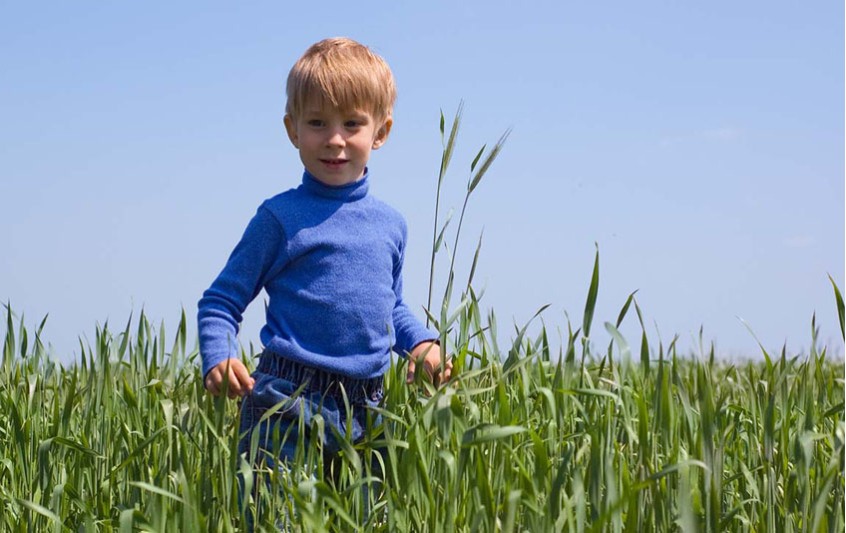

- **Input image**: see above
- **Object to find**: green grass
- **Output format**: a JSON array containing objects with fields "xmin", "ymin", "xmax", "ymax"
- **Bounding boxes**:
[
  {"xmin": 1, "ymin": 108, "xmax": 843, "ymax": 531},
  {"xmin": 2, "ymin": 265, "xmax": 843, "ymax": 531}
]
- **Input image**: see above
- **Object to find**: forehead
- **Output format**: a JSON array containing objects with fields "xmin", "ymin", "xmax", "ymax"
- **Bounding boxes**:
[{"xmin": 300, "ymin": 98, "xmax": 376, "ymax": 117}]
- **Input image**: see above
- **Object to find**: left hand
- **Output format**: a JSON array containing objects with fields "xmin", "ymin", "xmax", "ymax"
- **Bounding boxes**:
[{"xmin": 406, "ymin": 341, "xmax": 452, "ymax": 386}]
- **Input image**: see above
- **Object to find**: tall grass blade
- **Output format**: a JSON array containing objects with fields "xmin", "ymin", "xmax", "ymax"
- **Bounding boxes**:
[
  {"xmin": 828, "ymin": 274, "xmax": 844, "ymax": 340},
  {"xmin": 582, "ymin": 245, "xmax": 600, "ymax": 340},
  {"xmin": 468, "ymin": 128, "xmax": 511, "ymax": 194}
]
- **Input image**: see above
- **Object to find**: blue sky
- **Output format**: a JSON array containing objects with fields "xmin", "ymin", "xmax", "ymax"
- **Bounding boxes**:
[{"xmin": 1, "ymin": 1, "xmax": 843, "ymax": 362}]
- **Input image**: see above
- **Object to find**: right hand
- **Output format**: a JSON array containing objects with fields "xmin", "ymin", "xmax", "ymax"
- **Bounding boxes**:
[{"xmin": 204, "ymin": 358, "xmax": 255, "ymax": 398}]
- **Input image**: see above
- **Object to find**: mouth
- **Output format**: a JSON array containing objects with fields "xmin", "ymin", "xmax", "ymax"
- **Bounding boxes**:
[{"xmin": 320, "ymin": 158, "xmax": 349, "ymax": 166}]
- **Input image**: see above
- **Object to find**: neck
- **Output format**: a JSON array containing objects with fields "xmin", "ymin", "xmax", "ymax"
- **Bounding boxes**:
[{"xmin": 301, "ymin": 169, "xmax": 370, "ymax": 201}]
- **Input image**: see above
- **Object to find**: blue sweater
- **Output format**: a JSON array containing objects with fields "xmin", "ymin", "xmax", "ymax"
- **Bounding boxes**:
[{"xmin": 197, "ymin": 170, "xmax": 436, "ymax": 379}]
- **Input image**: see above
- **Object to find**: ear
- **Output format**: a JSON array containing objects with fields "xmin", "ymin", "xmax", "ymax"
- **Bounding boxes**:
[
  {"xmin": 283, "ymin": 114, "xmax": 299, "ymax": 148},
  {"xmin": 371, "ymin": 117, "xmax": 393, "ymax": 150}
]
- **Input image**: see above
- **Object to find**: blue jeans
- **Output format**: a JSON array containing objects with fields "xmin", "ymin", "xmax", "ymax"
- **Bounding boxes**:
[{"xmin": 237, "ymin": 352, "xmax": 385, "ymax": 527}]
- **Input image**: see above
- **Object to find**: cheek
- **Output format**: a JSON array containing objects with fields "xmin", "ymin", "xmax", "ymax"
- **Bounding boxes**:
[
  {"xmin": 298, "ymin": 136, "xmax": 321, "ymax": 151},
  {"xmin": 351, "ymin": 139, "xmax": 373, "ymax": 154}
]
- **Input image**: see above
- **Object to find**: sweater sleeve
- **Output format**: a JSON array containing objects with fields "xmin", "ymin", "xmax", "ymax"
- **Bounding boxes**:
[
  {"xmin": 391, "ymin": 224, "xmax": 438, "ymax": 356},
  {"xmin": 197, "ymin": 206, "xmax": 286, "ymax": 377}
]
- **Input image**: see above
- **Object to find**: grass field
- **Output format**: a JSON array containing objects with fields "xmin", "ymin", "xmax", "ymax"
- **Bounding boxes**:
[
  {"xmin": 2, "ymin": 111, "xmax": 843, "ymax": 531},
  {"xmin": 1, "ymin": 260, "xmax": 843, "ymax": 531}
]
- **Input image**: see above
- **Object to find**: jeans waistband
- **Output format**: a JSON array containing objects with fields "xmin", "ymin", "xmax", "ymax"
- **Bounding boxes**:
[{"xmin": 256, "ymin": 352, "xmax": 383, "ymax": 404}]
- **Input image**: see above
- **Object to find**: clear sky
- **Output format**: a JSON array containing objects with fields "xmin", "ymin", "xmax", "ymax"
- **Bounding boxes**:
[{"xmin": 1, "ymin": 1, "xmax": 843, "ymax": 363}]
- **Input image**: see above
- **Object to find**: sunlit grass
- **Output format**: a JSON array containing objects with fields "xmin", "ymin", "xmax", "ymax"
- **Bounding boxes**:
[{"xmin": 3, "ymin": 283, "xmax": 843, "ymax": 532}]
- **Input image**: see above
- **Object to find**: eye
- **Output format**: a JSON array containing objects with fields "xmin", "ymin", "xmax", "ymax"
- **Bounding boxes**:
[
  {"xmin": 307, "ymin": 119, "xmax": 324, "ymax": 127},
  {"xmin": 344, "ymin": 120, "xmax": 361, "ymax": 128}
]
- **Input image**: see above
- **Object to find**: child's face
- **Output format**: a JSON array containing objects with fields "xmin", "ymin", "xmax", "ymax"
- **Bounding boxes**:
[{"xmin": 284, "ymin": 103, "xmax": 392, "ymax": 187}]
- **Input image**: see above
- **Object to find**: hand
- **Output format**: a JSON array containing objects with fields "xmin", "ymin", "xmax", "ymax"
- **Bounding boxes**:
[
  {"xmin": 204, "ymin": 358, "xmax": 255, "ymax": 398},
  {"xmin": 406, "ymin": 341, "xmax": 452, "ymax": 386}
]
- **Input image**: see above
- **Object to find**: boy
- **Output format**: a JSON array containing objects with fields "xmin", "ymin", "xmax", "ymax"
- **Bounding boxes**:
[{"xmin": 197, "ymin": 37, "xmax": 449, "ymax": 488}]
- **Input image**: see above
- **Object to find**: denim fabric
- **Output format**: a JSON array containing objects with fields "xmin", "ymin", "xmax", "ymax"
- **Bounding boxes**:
[
  {"xmin": 237, "ymin": 353, "xmax": 385, "ymax": 530},
  {"xmin": 238, "ymin": 354, "xmax": 385, "ymax": 463}
]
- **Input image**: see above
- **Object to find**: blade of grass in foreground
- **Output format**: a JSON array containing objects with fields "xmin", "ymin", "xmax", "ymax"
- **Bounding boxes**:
[
  {"xmin": 580, "ymin": 245, "xmax": 600, "ymax": 386},
  {"xmin": 427, "ymin": 102, "xmax": 464, "ymax": 324},
  {"xmin": 828, "ymin": 274, "xmax": 844, "ymax": 340}
]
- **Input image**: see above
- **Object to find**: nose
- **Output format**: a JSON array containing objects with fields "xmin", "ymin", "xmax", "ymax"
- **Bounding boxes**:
[{"xmin": 325, "ymin": 127, "xmax": 345, "ymax": 148}]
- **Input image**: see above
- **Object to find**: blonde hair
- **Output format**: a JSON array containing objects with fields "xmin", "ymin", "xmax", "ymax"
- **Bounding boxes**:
[{"xmin": 286, "ymin": 37, "xmax": 396, "ymax": 123}]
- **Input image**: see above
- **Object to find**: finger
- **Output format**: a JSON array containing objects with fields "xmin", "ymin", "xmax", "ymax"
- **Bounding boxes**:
[
  {"xmin": 205, "ymin": 373, "xmax": 220, "ymax": 396},
  {"xmin": 426, "ymin": 362, "xmax": 437, "ymax": 384},
  {"xmin": 232, "ymin": 363, "xmax": 254, "ymax": 394},
  {"xmin": 406, "ymin": 360, "xmax": 416, "ymax": 384},
  {"xmin": 226, "ymin": 367, "xmax": 243, "ymax": 398},
  {"xmin": 434, "ymin": 360, "xmax": 453, "ymax": 386},
  {"xmin": 441, "ymin": 362, "xmax": 453, "ymax": 384},
  {"xmin": 219, "ymin": 360, "xmax": 245, "ymax": 398},
  {"xmin": 217, "ymin": 367, "xmax": 236, "ymax": 398}
]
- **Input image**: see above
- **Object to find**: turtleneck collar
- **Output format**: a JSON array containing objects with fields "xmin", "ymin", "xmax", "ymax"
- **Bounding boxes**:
[{"xmin": 301, "ymin": 169, "xmax": 370, "ymax": 201}]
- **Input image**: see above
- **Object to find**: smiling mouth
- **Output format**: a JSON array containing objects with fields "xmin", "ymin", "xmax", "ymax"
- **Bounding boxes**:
[{"xmin": 321, "ymin": 158, "xmax": 348, "ymax": 165}]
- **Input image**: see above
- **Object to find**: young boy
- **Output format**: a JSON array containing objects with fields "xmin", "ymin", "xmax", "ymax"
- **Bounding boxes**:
[{"xmin": 197, "ymin": 37, "xmax": 450, "ymax": 483}]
